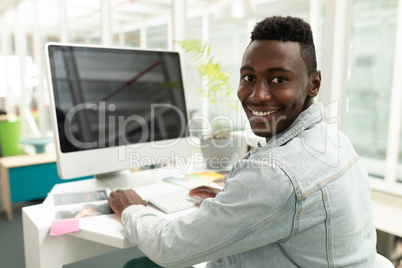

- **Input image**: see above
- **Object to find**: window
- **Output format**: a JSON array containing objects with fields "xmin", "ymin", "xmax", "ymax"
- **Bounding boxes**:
[
  {"xmin": 345, "ymin": 0, "xmax": 402, "ymax": 183},
  {"xmin": 146, "ymin": 24, "xmax": 168, "ymax": 49}
]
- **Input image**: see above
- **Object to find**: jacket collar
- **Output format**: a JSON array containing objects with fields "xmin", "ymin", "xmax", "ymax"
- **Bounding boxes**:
[{"xmin": 247, "ymin": 102, "xmax": 325, "ymax": 155}]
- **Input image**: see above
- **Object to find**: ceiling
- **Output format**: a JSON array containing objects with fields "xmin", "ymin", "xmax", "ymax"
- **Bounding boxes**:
[
  {"xmin": 1, "ymin": 0, "xmax": 207, "ymax": 37},
  {"xmin": 0, "ymin": 0, "xmax": 311, "ymax": 39}
]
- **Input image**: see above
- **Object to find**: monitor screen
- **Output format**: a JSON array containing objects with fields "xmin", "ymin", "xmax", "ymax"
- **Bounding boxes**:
[
  {"xmin": 46, "ymin": 43, "xmax": 192, "ymax": 184},
  {"xmin": 48, "ymin": 44, "xmax": 189, "ymax": 153}
]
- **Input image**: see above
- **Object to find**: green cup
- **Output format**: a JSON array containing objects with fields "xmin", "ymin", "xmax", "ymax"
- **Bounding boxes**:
[{"xmin": 0, "ymin": 115, "xmax": 22, "ymax": 157}]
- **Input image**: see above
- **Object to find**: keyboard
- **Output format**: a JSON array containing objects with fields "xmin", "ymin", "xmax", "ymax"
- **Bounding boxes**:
[{"xmin": 147, "ymin": 190, "xmax": 199, "ymax": 213}]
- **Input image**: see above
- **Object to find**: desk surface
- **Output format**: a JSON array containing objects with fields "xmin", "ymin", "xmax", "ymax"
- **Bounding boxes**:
[
  {"xmin": 23, "ymin": 167, "xmax": 203, "ymax": 250},
  {"xmin": 22, "ymin": 167, "xmax": 210, "ymax": 268},
  {"xmin": 37, "ymin": 178, "xmax": 402, "ymax": 248}
]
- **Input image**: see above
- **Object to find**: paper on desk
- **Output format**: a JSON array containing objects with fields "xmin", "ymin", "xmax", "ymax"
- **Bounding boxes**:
[
  {"xmin": 163, "ymin": 176, "xmax": 194, "ymax": 188},
  {"xmin": 50, "ymin": 189, "xmax": 113, "ymax": 221},
  {"xmin": 163, "ymin": 171, "xmax": 229, "ymax": 188},
  {"xmin": 187, "ymin": 171, "xmax": 226, "ymax": 183},
  {"xmin": 50, "ymin": 219, "xmax": 80, "ymax": 236}
]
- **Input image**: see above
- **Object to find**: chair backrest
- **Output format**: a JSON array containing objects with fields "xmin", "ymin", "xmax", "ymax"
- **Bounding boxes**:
[{"xmin": 375, "ymin": 253, "xmax": 394, "ymax": 268}]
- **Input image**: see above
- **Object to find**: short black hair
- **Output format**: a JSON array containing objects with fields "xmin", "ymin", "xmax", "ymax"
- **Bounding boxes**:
[{"xmin": 250, "ymin": 16, "xmax": 317, "ymax": 76}]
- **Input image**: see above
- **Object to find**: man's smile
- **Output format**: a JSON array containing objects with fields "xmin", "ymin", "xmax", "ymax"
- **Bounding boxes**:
[
  {"xmin": 249, "ymin": 108, "xmax": 280, "ymax": 117},
  {"xmin": 245, "ymin": 105, "xmax": 283, "ymax": 124}
]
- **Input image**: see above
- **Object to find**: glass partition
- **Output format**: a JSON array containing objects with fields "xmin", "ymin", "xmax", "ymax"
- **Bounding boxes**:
[
  {"xmin": 345, "ymin": 0, "xmax": 399, "ymax": 178},
  {"xmin": 146, "ymin": 24, "xmax": 168, "ymax": 49}
]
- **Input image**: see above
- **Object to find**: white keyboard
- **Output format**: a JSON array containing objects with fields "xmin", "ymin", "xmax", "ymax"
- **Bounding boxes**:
[{"xmin": 147, "ymin": 190, "xmax": 198, "ymax": 213}]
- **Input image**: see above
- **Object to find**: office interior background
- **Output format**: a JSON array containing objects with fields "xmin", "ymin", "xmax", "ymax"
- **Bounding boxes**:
[
  {"xmin": 0, "ymin": 0, "xmax": 401, "ymax": 201},
  {"xmin": 0, "ymin": 0, "xmax": 401, "ymax": 267}
]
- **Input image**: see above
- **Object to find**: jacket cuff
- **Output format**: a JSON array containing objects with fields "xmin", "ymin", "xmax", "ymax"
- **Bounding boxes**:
[{"xmin": 121, "ymin": 204, "xmax": 145, "ymax": 224}]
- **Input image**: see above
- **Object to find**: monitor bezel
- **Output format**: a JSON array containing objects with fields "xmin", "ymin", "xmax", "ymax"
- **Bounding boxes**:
[{"xmin": 45, "ymin": 42, "xmax": 193, "ymax": 179}]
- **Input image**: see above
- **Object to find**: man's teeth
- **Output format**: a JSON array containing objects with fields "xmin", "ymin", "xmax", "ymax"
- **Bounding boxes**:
[{"xmin": 252, "ymin": 110, "xmax": 279, "ymax": 116}]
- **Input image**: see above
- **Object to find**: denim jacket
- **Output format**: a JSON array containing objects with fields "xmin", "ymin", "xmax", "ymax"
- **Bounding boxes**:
[{"xmin": 122, "ymin": 103, "xmax": 376, "ymax": 267}]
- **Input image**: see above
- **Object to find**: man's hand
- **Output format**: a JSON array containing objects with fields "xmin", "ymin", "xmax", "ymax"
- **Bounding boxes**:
[
  {"xmin": 108, "ymin": 189, "xmax": 147, "ymax": 217},
  {"xmin": 189, "ymin": 186, "xmax": 221, "ymax": 199}
]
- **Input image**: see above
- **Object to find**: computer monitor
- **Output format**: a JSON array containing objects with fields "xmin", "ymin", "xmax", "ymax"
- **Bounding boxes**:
[{"xmin": 45, "ymin": 43, "xmax": 193, "ymax": 189}]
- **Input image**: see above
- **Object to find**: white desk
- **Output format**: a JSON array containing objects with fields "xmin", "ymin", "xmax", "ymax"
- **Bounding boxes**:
[{"xmin": 22, "ymin": 168, "xmax": 206, "ymax": 268}]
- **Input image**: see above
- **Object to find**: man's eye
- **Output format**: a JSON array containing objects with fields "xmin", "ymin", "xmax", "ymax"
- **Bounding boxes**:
[
  {"xmin": 243, "ymin": 75, "xmax": 254, "ymax": 82},
  {"xmin": 271, "ymin": 77, "xmax": 286, "ymax": 83}
]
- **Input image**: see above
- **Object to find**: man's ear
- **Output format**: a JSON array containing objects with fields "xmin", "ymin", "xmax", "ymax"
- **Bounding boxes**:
[{"xmin": 308, "ymin": 71, "xmax": 321, "ymax": 98}]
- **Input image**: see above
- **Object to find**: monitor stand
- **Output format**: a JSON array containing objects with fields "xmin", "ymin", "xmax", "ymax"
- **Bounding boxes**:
[{"xmin": 95, "ymin": 170, "xmax": 156, "ymax": 190}]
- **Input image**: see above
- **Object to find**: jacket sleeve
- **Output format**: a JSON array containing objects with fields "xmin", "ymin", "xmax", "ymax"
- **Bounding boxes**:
[{"xmin": 121, "ymin": 160, "xmax": 296, "ymax": 268}]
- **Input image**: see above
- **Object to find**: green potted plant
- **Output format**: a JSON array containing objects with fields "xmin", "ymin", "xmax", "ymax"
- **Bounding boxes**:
[{"xmin": 175, "ymin": 39, "xmax": 237, "ymax": 169}]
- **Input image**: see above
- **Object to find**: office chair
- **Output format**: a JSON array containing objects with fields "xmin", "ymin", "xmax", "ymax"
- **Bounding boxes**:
[
  {"xmin": 123, "ymin": 255, "xmax": 393, "ymax": 268},
  {"xmin": 123, "ymin": 257, "xmax": 162, "ymax": 268},
  {"xmin": 375, "ymin": 253, "xmax": 394, "ymax": 268}
]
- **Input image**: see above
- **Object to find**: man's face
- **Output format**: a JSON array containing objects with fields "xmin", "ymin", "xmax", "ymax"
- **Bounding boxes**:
[{"xmin": 238, "ymin": 40, "xmax": 320, "ymax": 139}]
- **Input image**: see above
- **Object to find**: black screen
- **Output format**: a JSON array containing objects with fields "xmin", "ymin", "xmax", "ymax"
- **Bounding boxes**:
[{"xmin": 48, "ymin": 45, "xmax": 189, "ymax": 153}]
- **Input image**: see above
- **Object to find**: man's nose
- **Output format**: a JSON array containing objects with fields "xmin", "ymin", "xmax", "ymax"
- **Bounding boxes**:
[{"xmin": 249, "ymin": 81, "xmax": 271, "ymax": 103}]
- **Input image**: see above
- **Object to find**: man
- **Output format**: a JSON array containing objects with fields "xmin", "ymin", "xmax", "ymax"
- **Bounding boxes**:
[{"xmin": 108, "ymin": 16, "xmax": 376, "ymax": 267}]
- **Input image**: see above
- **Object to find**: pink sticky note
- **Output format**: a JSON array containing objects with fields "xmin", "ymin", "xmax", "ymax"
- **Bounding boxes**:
[{"xmin": 50, "ymin": 219, "xmax": 80, "ymax": 236}]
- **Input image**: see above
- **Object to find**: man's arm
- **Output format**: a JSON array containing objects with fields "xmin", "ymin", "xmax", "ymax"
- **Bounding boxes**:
[
  {"xmin": 108, "ymin": 189, "xmax": 147, "ymax": 217},
  {"xmin": 189, "ymin": 186, "xmax": 221, "ymax": 199},
  {"xmin": 108, "ymin": 186, "xmax": 220, "ymax": 216},
  {"xmin": 110, "ymin": 161, "xmax": 296, "ymax": 268}
]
